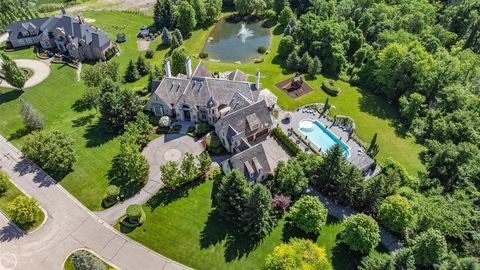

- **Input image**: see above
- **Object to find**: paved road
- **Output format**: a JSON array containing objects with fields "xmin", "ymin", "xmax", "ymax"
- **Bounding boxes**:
[
  {"xmin": 305, "ymin": 188, "xmax": 403, "ymax": 252},
  {"xmin": 0, "ymin": 59, "xmax": 51, "ymax": 89},
  {"xmin": 0, "ymin": 135, "xmax": 190, "ymax": 270},
  {"xmin": 96, "ymin": 134, "xmax": 206, "ymax": 225}
]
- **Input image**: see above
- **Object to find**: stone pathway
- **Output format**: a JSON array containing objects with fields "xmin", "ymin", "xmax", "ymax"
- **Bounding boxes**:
[
  {"xmin": 305, "ymin": 187, "xmax": 403, "ymax": 252},
  {"xmin": 0, "ymin": 135, "xmax": 191, "ymax": 270},
  {"xmin": 95, "ymin": 134, "xmax": 205, "ymax": 225}
]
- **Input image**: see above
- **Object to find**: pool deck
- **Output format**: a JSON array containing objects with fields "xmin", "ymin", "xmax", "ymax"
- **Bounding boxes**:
[{"xmin": 277, "ymin": 109, "xmax": 379, "ymax": 178}]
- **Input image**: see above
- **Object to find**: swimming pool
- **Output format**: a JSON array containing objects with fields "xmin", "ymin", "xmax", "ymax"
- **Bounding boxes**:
[{"xmin": 298, "ymin": 119, "xmax": 350, "ymax": 158}]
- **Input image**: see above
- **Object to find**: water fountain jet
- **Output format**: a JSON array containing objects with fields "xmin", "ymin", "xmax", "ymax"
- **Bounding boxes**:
[{"xmin": 237, "ymin": 23, "xmax": 254, "ymax": 43}]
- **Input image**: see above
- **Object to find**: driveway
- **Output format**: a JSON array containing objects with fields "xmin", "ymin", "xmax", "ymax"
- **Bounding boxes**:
[
  {"xmin": 96, "ymin": 134, "xmax": 206, "ymax": 224},
  {"xmin": 0, "ymin": 135, "xmax": 190, "ymax": 270},
  {"xmin": 0, "ymin": 59, "xmax": 51, "ymax": 89}
]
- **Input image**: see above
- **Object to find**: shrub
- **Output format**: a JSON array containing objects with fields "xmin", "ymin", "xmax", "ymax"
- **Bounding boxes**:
[
  {"xmin": 271, "ymin": 127, "xmax": 300, "ymax": 155},
  {"xmin": 159, "ymin": 116, "xmax": 171, "ymax": 127},
  {"xmin": 0, "ymin": 171, "xmax": 8, "ymax": 196},
  {"xmin": 254, "ymin": 58, "xmax": 265, "ymax": 63},
  {"xmin": 413, "ymin": 228, "xmax": 448, "ymax": 267},
  {"xmin": 71, "ymin": 250, "xmax": 106, "ymax": 270},
  {"xmin": 258, "ymin": 46, "xmax": 267, "ymax": 54},
  {"xmin": 126, "ymin": 204, "xmax": 146, "ymax": 225},
  {"xmin": 321, "ymin": 79, "xmax": 341, "ymax": 96},
  {"xmin": 206, "ymin": 133, "xmax": 225, "ymax": 154},
  {"xmin": 199, "ymin": 51, "xmax": 209, "ymax": 59},
  {"xmin": 145, "ymin": 49, "xmax": 154, "ymax": 58},
  {"xmin": 20, "ymin": 99, "xmax": 44, "ymax": 131},
  {"xmin": 22, "ymin": 130, "xmax": 77, "ymax": 177},
  {"xmin": 379, "ymin": 195, "xmax": 415, "ymax": 233},
  {"xmin": 287, "ymin": 195, "xmax": 328, "ymax": 234},
  {"xmin": 272, "ymin": 194, "xmax": 290, "ymax": 215},
  {"xmin": 341, "ymin": 214, "xmax": 380, "ymax": 254},
  {"xmin": 263, "ymin": 238, "xmax": 332, "ymax": 270},
  {"xmin": 105, "ymin": 185, "xmax": 120, "ymax": 202},
  {"xmin": 6, "ymin": 195, "xmax": 40, "ymax": 226},
  {"xmin": 195, "ymin": 123, "xmax": 210, "ymax": 136}
]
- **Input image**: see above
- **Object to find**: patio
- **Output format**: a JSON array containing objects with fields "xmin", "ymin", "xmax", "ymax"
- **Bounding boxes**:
[{"xmin": 276, "ymin": 108, "xmax": 379, "ymax": 178}]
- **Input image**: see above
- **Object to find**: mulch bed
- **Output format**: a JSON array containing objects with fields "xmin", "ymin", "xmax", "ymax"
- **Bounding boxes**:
[{"xmin": 275, "ymin": 76, "xmax": 314, "ymax": 99}]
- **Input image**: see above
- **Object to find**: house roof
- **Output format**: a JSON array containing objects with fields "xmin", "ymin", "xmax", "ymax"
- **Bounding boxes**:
[
  {"xmin": 223, "ymin": 144, "xmax": 271, "ymax": 182},
  {"xmin": 6, "ymin": 13, "xmax": 110, "ymax": 49},
  {"xmin": 215, "ymin": 100, "xmax": 272, "ymax": 140},
  {"xmin": 152, "ymin": 62, "xmax": 259, "ymax": 110}
]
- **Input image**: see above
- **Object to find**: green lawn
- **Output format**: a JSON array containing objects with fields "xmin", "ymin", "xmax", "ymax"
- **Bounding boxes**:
[
  {"xmin": 116, "ymin": 179, "xmax": 383, "ymax": 270},
  {"xmin": 0, "ymin": 173, "xmax": 45, "ymax": 231},
  {"xmin": 64, "ymin": 249, "xmax": 116, "ymax": 270},
  {"xmin": 0, "ymin": 10, "xmax": 424, "ymax": 210}
]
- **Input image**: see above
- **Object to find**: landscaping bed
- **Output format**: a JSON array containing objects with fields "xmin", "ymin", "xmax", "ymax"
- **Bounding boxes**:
[
  {"xmin": 64, "ymin": 249, "xmax": 116, "ymax": 270},
  {"xmin": 0, "ymin": 173, "xmax": 45, "ymax": 231}
]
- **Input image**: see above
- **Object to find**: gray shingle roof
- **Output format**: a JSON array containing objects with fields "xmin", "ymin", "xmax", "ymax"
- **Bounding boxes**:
[
  {"xmin": 223, "ymin": 144, "xmax": 271, "ymax": 182},
  {"xmin": 215, "ymin": 100, "xmax": 272, "ymax": 140},
  {"xmin": 7, "ymin": 14, "xmax": 110, "ymax": 49}
]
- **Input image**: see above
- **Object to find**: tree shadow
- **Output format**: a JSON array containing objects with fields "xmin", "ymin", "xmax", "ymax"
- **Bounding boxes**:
[
  {"xmin": 146, "ymin": 179, "xmax": 203, "ymax": 210},
  {"xmin": 281, "ymin": 222, "xmax": 319, "ymax": 243},
  {"xmin": 272, "ymin": 25, "xmax": 285, "ymax": 36},
  {"xmin": 357, "ymin": 89, "xmax": 409, "ymax": 138},
  {"xmin": 0, "ymin": 222, "xmax": 27, "ymax": 242},
  {"xmin": 72, "ymin": 114, "xmax": 95, "ymax": 128},
  {"xmin": 71, "ymin": 98, "xmax": 91, "ymax": 113},
  {"xmin": 8, "ymin": 127, "xmax": 30, "ymax": 141},
  {"xmin": 0, "ymin": 89, "xmax": 23, "ymax": 104},
  {"xmin": 199, "ymin": 209, "xmax": 229, "ymax": 249},
  {"xmin": 83, "ymin": 121, "xmax": 116, "ymax": 148},
  {"xmin": 331, "ymin": 243, "xmax": 364, "ymax": 270}
]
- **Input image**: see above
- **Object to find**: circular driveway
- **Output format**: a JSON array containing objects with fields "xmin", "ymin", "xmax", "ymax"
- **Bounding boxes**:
[{"xmin": 0, "ymin": 59, "xmax": 51, "ymax": 89}]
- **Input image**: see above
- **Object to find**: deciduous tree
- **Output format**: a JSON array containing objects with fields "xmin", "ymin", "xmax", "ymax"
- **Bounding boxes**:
[
  {"xmin": 341, "ymin": 214, "xmax": 380, "ymax": 254},
  {"xmin": 287, "ymin": 195, "xmax": 328, "ymax": 234}
]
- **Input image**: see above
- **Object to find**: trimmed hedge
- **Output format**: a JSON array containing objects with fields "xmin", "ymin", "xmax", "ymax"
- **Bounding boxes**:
[
  {"xmin": 321, "ymin": 80, "xmax": 341, "ymax": 96},
  {"xmin": 271, "ymin": 127, "xmax": 301, "ymax": 155}
]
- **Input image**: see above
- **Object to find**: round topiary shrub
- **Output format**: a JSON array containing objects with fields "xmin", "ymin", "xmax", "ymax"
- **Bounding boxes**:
[
  {"xmin": 105, "ymin": 185, "xmax": 120, "ymax": 202},
  {"xmin": 258, "ymin": 46, "xmax": 267, "ymax": 54},
  {"xmin": 145, "ymin": 49, "xmax": 154, "ymax": 58},
  {"xmin": 126, "ymin": 204, "xmax": 146, "ymax": 225},
  {"xmin": 321, "ymin": 79, "xmax": 341, "ymax": 96},
  {"xmin": 341, "ymin": 214, "xmax": 380, "ymax": 254},
  {"xmin": 158, "ymin": 116, "xmax": 171, "ymax": 127},
  {"xmin": 199, "ymin": 51, "xmax": 209, "ymax": 59}
]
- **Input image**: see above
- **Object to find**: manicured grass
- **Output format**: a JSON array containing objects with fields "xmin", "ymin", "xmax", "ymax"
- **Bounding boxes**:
[
  {"xmin": 115, "ymin": 180, "xmax": 382, "ymax": 270},
  {"xmin": 0, "ymin": 10, "xmax": 423, "ymax": 211},
  {"xmin": 64, "ymin": 249, "xmax": 116, "ymax": 270},
  {"xmin": 0, "ymin": 173, "xmax": 45, "ymax": 231}
]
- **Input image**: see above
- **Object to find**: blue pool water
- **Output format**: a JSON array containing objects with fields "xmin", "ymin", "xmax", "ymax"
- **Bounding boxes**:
[{"xmin": 298, "ymin": 120, "xmax": 350, "ymax": 157}]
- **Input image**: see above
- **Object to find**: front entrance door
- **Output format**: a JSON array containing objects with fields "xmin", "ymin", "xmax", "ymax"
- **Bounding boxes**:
[{"xmin": 183, "ymin": 110, "xmax": 191, "ymax": 121}]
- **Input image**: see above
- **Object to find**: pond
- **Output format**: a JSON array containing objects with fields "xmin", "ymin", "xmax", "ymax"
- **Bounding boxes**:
[{"xmin": 204, "ymin": 19, "xmax": 271, "ymax": 63}]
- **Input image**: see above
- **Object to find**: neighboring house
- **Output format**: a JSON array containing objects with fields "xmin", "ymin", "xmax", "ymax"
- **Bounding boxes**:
[
  {"xmin": 5, "ymin": 7, "xmax": 112, "ymax": 61},
  {"xmin": 146, "ymin": 59, "xmax": 276, "ymax": 183}
]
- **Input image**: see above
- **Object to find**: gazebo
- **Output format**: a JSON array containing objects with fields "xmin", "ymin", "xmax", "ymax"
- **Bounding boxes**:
[{"xmin": 259, "ymin": 88, "xmax": 278, "ymax": 109}]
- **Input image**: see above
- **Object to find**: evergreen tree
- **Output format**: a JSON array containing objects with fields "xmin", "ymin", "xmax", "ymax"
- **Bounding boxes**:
[
  {"xmin": 279, "ymin": 6, "xmax": 296, "ymax": 26},
  {"xmin": 188, "ymin": 0, "xmax": 207, "ymax": 26},
  {"xmin": 205, "ymin": 0, "xmax": 222, "ymax": 25},
  {"xmin": 173, "ymin": 29, "xmax": 184, "ymax": 45},
  {"xmin": 307, "ymin": 56, "xmax": 322, "ymax": 79},
  {"xmin": 273, "ymin": 0, "xmax": 289, "ymax": 15},
  {"xmin": 176, "ymin": 1, "xmax": 197, "ymax": 36},
  {"xmin": 20, "ymin": 99, "xmax": 44, "ymax": 131},
  {"xmin": 314, "ymin": 144, "xmax": 346, "ymax": 194},
  {"xmin": 170, "ymin": 34, "xmax": 181, "ymax": 50},
  {"xmin": 147, "ymin": 65, "xmax": 164, "ymax": 91},
  {"xmin": 161, "ymin": 27, "xmax": 172, "ymax": 47},
  {"xmin": 332, "ymin": 165, "xmax": 363, "ymax": 206},
  {"xmin": 1, "ymin": 53, "xmax": 27, "ymax": 89},
  {"xmin": 243, "ymin": 184, "xmax": 273, "ymax": 238},
  {"xmin": 323, "ymin": 98, "xmax": 329, "ymax": 113},
  {"xmin": 367, "ymin": 133, "xmax": 379, "ymax": 157},
  {"xmin": 136, "ymin": 56, "xmax": 151, "ymax": 76},
  {"xmin": 170, "ymin": 46, "xmax": 189, "ymax": 76},
  {"xmin": 413, "ymin": 229, "xmax": 448, "ymax": 267},
  {"xmin": 124, "ymin": 60, "xmax": 140, "ymax": 82},
  {"xmin": 216, "ymin": 169, "xmax": 251, "ymax": 224},
  {"xmin": 153, "ymin": 0, "xmax": 175, "ymax": 30},
  {"xmin": 300, "ymin": 51, "xmax": 313, "ymax": 73},
  {"xmin": 286, "ymin": 49, "xmax": 301, "ymax": 71},
  {"xmin": 278, "ymin": 35, "xmax": 295, "ymax": 58}
]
